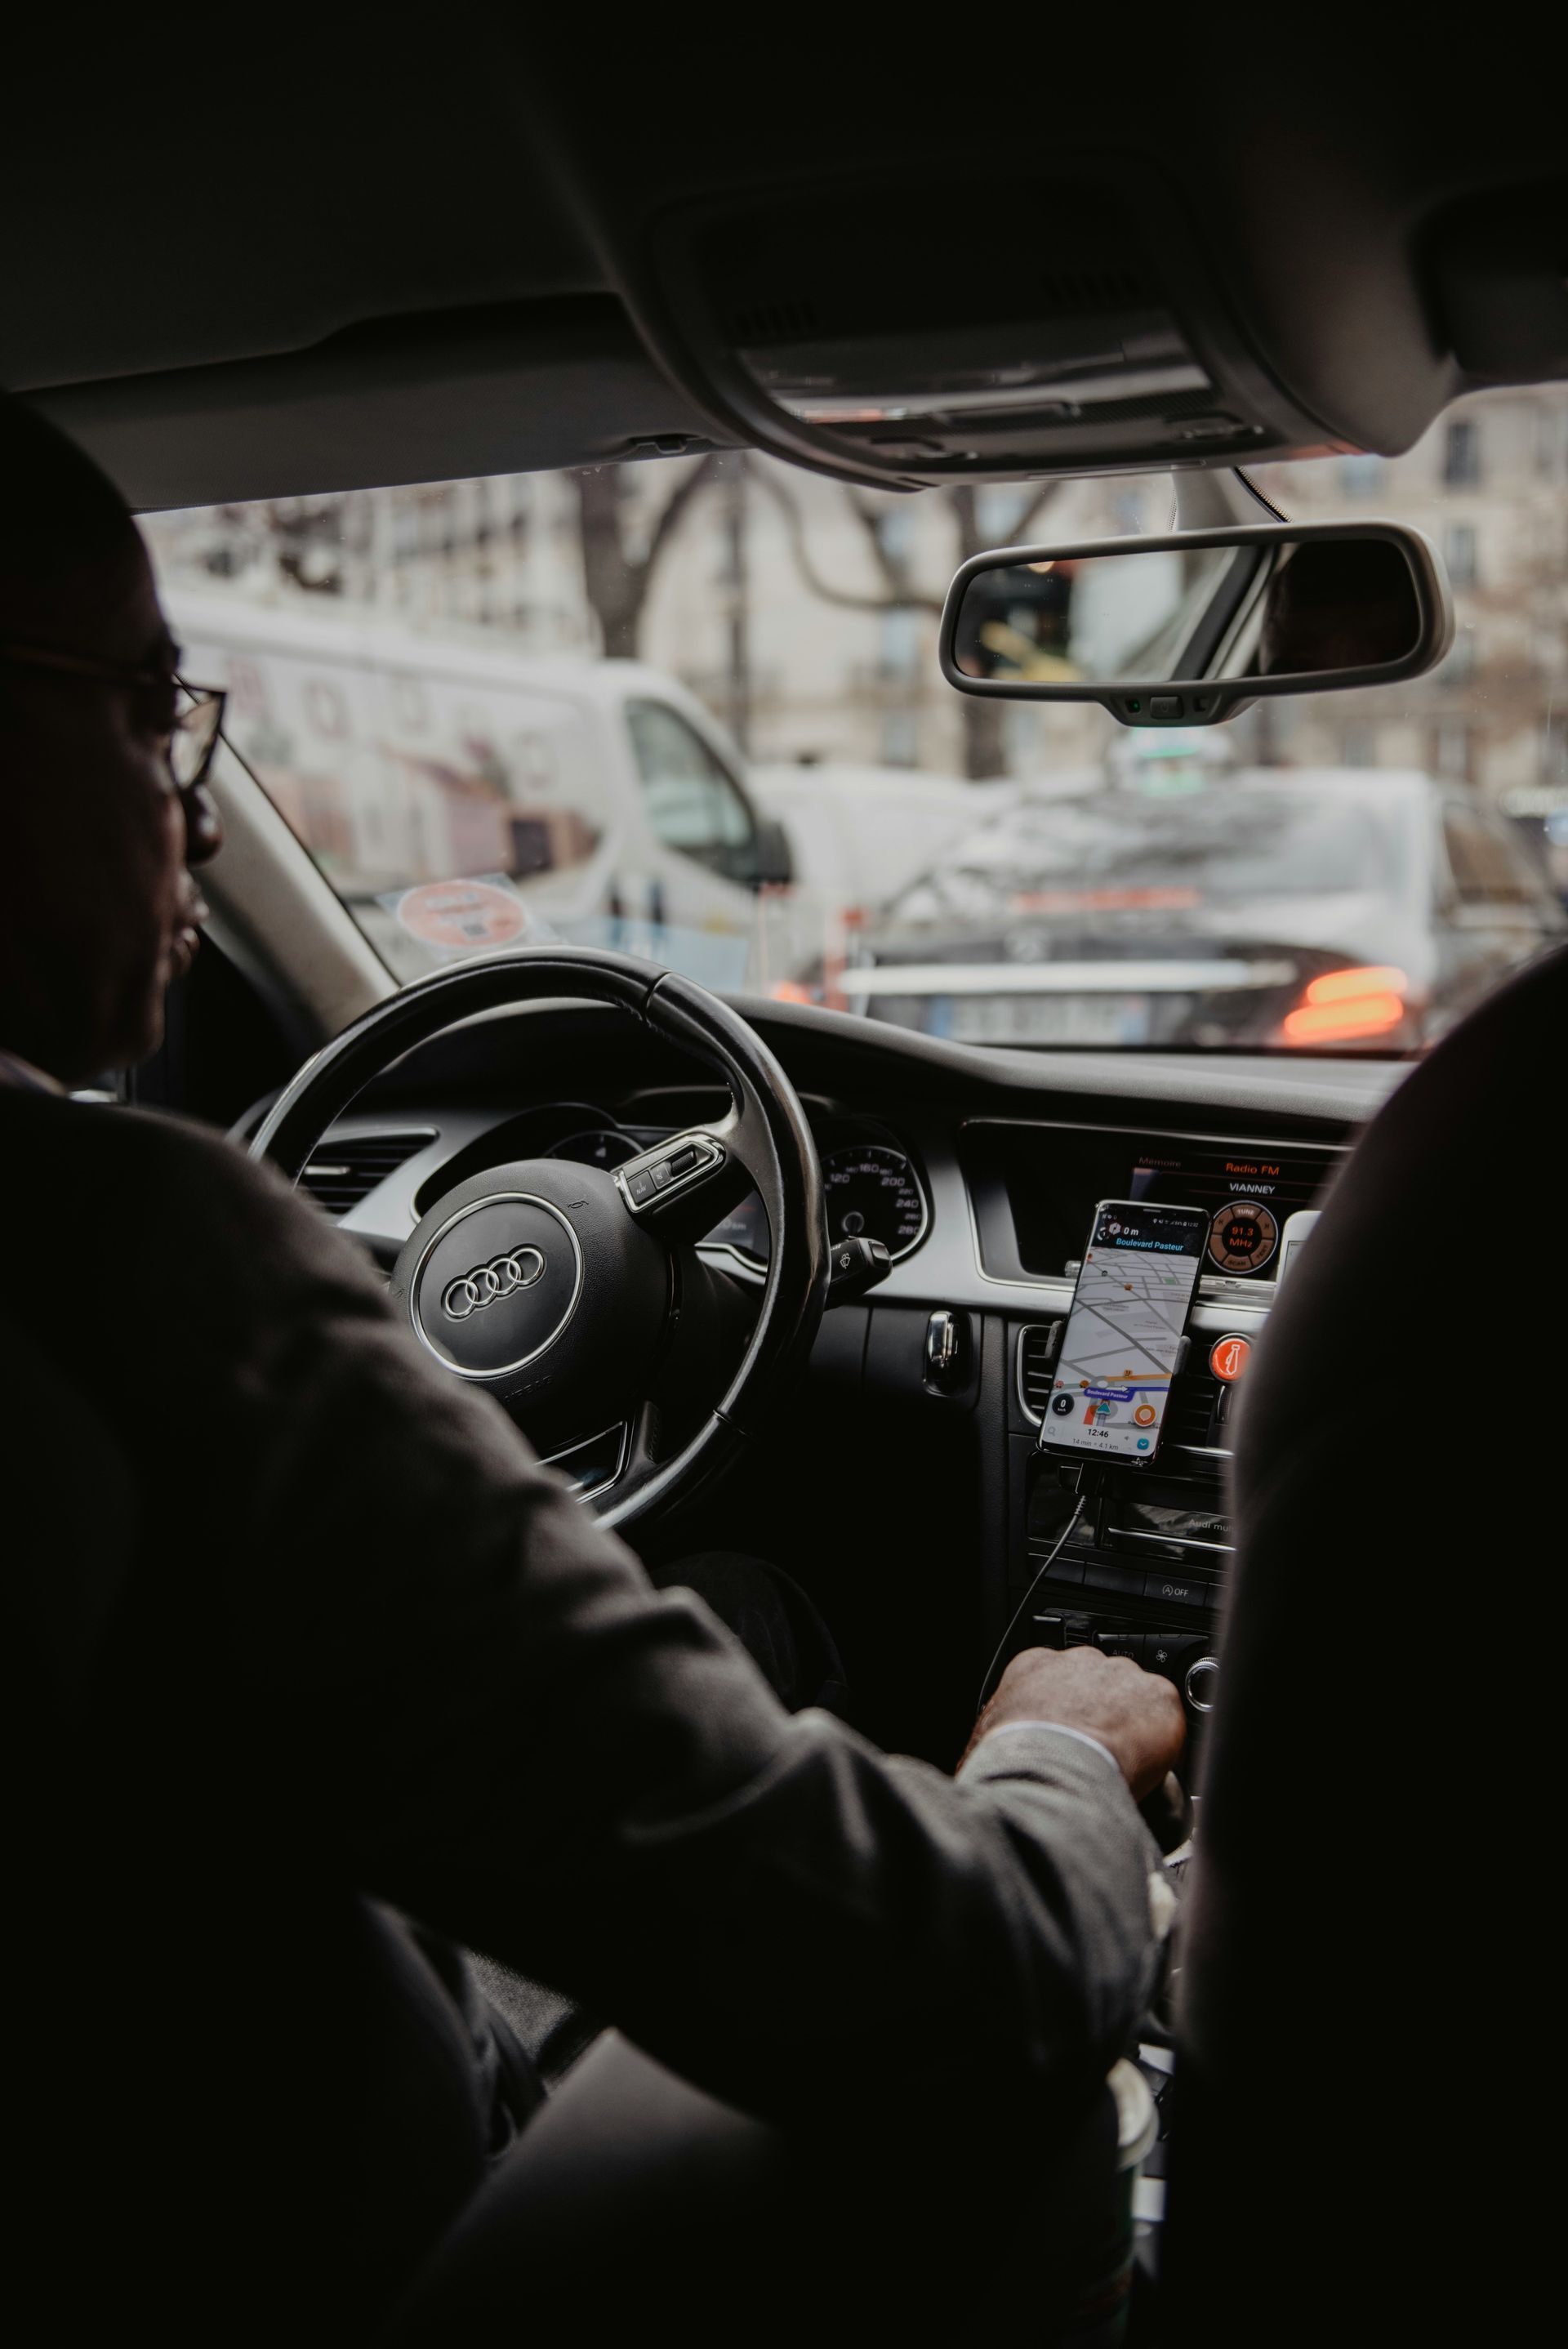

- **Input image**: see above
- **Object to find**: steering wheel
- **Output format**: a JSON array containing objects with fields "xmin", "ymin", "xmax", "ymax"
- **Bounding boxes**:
[{"xmin": 250, "ymin": 947, "xmax": 828, "ymax": 1535}]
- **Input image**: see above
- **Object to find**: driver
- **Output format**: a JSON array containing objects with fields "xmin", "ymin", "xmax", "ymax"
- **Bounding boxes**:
[{"xmin": 0, "ymin": 399, "xmax": 1185, "ymax": 2342}]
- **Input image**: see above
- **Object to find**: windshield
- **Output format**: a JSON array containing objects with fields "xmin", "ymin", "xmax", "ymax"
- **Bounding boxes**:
[{"xmin": 144, "ymin": 381, "xmax": 1568, "ymax": 1052}]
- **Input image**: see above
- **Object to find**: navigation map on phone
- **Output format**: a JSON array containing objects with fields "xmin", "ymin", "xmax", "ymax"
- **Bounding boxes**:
[{"xmin": 1043, "ymin": 1200, "xmax": 1207, "ymax": 1464}]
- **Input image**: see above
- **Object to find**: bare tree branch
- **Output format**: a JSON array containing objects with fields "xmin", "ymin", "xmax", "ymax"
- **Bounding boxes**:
[
  {"xmin": 640, "ymin": 451, "xmax": 724, "ymax": 579},
  {"xmin": 1006, "ymin": 479, "xmax": 1067, "ymax": 545},
  {"xmin": 842, "ymin": 488, "xmax": 920, "ymax": 601},
  {"xmin": 753, "ymin": 466, "xmax": 943, "ymax": 613},
  {"xmin": 572, "ymin": 453, "xmax": 725, "ymax": 657}
]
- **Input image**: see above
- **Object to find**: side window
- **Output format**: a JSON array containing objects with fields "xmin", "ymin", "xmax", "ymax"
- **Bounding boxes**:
[{"xmin": 626, "ymin": 700, "xmax": 756, "ymax": 876}]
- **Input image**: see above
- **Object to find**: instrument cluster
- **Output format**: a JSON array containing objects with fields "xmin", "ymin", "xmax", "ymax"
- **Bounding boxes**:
[{"xmin": 540, "ymin": 1107, "xmax": 930, "ymax": 1272}]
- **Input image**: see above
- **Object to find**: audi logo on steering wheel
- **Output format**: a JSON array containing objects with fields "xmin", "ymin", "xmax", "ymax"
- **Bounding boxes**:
[{"xmin": 442, "ymin": 1247, "xmax": 546, "ymax": 1321}]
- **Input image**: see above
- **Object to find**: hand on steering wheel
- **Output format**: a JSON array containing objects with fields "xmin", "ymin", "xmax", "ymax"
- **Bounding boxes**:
[{"xmin": 251, "ymin": 947, "xmax": 828, "ymax": 1536}]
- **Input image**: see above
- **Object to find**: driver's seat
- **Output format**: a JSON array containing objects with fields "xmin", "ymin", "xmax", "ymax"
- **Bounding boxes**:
[{"xmin": 1163, "ymin": 946, "xmax": 1566, "ymax": 2343}]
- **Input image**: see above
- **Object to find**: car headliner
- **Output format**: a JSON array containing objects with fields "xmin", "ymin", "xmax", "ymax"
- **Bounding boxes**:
[{"xmin": 4, "ymin": 31, "xmax": 1565, "ymax": 510}]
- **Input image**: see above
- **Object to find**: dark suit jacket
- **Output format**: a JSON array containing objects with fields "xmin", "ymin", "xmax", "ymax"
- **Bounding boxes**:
[{"xmin": 1, "ymin": 1090, "xmax": 1160, "ymax": 2336}]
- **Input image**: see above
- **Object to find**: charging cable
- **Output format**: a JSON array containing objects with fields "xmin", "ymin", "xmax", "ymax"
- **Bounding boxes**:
[{"xmin": 975, "ymin": 1495, "xmax": 1085, "ymax": 1714}]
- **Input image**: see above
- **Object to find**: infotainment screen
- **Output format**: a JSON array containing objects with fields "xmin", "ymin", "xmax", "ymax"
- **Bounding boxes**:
[
  {"xmin": 961, "ymin": 1122, "xmax": 1341, "ymax": 1285},
  {"xmin": 1124, "ymin": 1142, "xmax": 1324, "ymax": 1278}
]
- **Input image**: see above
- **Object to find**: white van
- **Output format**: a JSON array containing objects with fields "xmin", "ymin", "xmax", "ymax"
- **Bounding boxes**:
[{"xmin": 167, "ymin": 593, "xmax": 807, "ymax": 988}]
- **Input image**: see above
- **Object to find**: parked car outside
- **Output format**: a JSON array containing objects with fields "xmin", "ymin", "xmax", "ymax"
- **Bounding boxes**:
[
  {"xmin": 833, "ymin": 764, "xmax": 1567, "ymax": 1050},
  {"xmin": 747, "ymin": 762, "xmax": 1023, "ymax": 914}
]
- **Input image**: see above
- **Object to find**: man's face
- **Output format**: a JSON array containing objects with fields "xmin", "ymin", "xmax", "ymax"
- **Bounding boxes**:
[{"xmin": 0, "ymin": 528, "xmax": 220, "ymax": 1081}]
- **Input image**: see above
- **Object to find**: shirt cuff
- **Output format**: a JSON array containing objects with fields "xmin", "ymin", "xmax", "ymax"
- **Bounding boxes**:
[{"xmin": 971, "ymin": 1719, "xmax": 1121, "ymax": 1777}]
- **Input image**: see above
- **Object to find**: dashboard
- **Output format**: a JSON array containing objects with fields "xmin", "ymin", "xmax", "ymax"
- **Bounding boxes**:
[{"xmin": 299, "ymin": 995, "xmax": 1405, "ymax": 1752}]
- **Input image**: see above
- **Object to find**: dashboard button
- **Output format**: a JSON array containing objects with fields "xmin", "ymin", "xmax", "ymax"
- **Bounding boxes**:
[
  {"xmin": 1143, "ymin": 1571, "xmax": 1206, "ymax": 1611},
  {"xmin": 1083, "ymin": 1560, "xmax": 1144, "ymax": 1600},
  {"xmin": 1096, "ymin": 1630, "xmax": 1139, "ymax": 1658},
  {"xmin": 1185, "ymin": 1656, "xmax": 1220, "ymax": 1712},
  {"xmin": 1040, "ymin": 1553, "xmax": 1085, "ymax": 1587},
  {"xmin": 1209, "ymin": 1334, "xmax": 1252, "ymax": 1383},
  {"xmin": 651, "ymin": 1160, "xmax": 674, "ymax": 1189}
]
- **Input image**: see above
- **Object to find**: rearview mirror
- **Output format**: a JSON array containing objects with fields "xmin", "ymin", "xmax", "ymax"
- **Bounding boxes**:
[{"xmin": 938, "ymin": 519, "xmax": 1451, "ymax": 727}]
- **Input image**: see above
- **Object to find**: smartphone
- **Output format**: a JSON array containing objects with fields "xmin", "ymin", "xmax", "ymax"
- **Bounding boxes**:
[{"xmin": 1039, "ymin": 1199, "xmax": 1208, "ymax": 1468}]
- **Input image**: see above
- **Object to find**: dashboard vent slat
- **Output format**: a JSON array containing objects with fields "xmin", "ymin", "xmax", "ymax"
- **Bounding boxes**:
[
  {"xmin": 1018, "ymin": 1323, "xmax": 1062, "ymax": 1421},
  {"xmin": 298, "ymin": 1130, "xmax": 433, "ymax": 1217},
  {"xmin": 1165, "ymin": 1371, "xmax": 1221, "ymax": 1451}
]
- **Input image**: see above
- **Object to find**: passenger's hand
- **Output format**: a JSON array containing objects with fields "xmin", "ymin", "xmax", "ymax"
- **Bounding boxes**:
[{"xmin": 964, "ymin": 1647, "xmax": 1186, "ymax": 1801}]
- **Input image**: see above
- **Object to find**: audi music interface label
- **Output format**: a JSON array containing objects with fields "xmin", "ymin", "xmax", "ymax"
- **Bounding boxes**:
[{"xmin": 1045, "ymin": 1201, "xmax": 1206, "ymax": 1464}]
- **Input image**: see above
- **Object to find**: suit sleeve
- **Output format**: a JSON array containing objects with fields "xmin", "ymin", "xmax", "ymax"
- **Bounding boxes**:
[{"xmin": 228, "ymin": 1193, "xmax": 1163, "ymax": 2133}]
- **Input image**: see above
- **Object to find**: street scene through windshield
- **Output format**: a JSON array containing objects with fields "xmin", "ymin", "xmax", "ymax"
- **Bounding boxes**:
[{"xmin": 144, "ymin": 383, "xmax": 1568, "ymax": 1051}]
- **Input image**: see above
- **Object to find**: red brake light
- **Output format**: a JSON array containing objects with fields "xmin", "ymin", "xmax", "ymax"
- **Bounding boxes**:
[{"xmin": 1279, "ymin": 965, "xmax": 1410, "ymax": 1045}]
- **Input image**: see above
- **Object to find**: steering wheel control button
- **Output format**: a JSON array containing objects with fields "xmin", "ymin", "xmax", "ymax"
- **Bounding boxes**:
[
  {"xmin": 615, "ymin": 1131, "xmax": 724, "ymax": 1215},
  {"xmin": 411, "ymin": 1193, "xmax": 582, "ymax": 1380},
  {"xmin": 1185, "ymin": 1656, "xmax": 1220, "ymax": 1713},
  {"xmin": 1209, "ymin": 1334, "xmax": 1253, "ymax": 1384}
]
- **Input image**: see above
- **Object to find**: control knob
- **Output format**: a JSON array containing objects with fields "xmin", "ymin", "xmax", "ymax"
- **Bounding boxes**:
[{"xmin": 1184, "ymin": 1656, "xmax": 1219, "ymax": 1713}]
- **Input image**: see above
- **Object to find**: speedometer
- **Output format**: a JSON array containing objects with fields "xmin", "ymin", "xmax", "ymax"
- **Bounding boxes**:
[{"xmin": 821, "ymin": 1144, "xmax": 928, "ymax": 1260}]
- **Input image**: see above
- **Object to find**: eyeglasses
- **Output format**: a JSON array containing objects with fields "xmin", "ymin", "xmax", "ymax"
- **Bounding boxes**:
[{"xmin": 0, "ymin": 640, "xmax": 227, "ymax": 795}]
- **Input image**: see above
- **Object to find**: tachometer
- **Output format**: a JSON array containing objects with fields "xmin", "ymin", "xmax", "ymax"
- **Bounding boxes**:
[{"xmin": 821, "ymin": 1144, "xmax": 928, "ymax": 1259}]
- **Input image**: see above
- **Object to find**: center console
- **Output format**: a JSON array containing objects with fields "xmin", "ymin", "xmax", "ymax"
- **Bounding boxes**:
[
  {"xmin": 966, "ymin": 1115, "xmax": 1346, "ymax": 1729},
  {"xmin": 1009, "ymin": 1325, "xmax": 1234, "ymax": 1719}
]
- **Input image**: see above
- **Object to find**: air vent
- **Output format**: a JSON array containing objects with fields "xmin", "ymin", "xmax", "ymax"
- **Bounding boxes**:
[
  {"xmin": 1018, "ymin": 1323, "xmax": 1064, "ymax": 1422},
  {"xmin": 298, "ymin": 1130, "xmax": 434, "ymax": 1217},
  {"xmin": 1164, "ymin": 1372, "xmax": 1221, "ymax": 1452}
]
